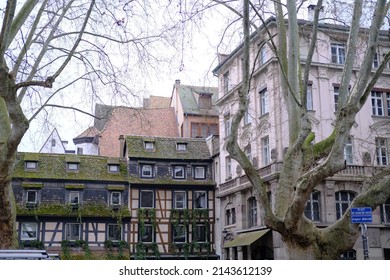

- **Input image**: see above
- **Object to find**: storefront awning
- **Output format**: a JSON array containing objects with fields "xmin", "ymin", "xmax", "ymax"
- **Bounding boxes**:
[{"xmin": 224, "ymin": 229, "xmax": 270, "ymax": 248}]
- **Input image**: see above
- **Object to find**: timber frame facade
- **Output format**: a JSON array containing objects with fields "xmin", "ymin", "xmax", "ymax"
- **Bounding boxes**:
[{"xmin": 124, "ymin": 136, "xmax": 218, "ymax": 259}]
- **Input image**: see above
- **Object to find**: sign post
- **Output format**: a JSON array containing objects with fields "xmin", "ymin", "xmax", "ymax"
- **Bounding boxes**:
[{"xmin": 351, "ymin": 207, "xmax": 372, "ymax": 260}]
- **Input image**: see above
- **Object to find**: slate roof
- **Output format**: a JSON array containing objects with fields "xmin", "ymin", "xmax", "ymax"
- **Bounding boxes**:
[
  {"xmin": 175, "ymin": 84, "xmax": 219, "ymax": 116},
  {"xmin": 13, "ymin": 153, "xmax": 128, "ymax": 182},
  {"xmin": 125, "ymin": 136, "xmax": 212, "ymax": 160}
]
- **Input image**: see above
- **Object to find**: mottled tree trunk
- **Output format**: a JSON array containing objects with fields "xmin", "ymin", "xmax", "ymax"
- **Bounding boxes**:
[{"xmin": 0, "ymin": 178, "xmax": 18, "ymax": 249}]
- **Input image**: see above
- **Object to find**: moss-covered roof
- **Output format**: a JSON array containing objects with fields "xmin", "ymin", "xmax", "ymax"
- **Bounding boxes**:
[
  {"xmin": 13, "ymin": 153, "xmax": 128, "ymax": 182},
  {"xmin": 128, "ymin": 176, "xmax": 215, "ymax": 186},
  {"xmin": 177, "ymin": 84, "xmax": 219, "ymax": 116},
  {"xmin": 125, "ymin": 136, "xmax": 212, "ymax": 160}
]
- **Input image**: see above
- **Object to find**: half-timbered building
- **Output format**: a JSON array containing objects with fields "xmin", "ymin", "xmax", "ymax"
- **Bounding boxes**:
[{"xmin": 124, "ymin": 136, "xmax": 218, "ymax": 259}]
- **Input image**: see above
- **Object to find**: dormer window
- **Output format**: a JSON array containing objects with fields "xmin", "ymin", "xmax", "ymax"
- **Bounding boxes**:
[
  {"xmin": 67, "ymin": 162, "xmax": 79, "ymax": 171},
  {"xmin": 25, "ymin": 161, "xmax": 38, "ymax": 170},
  {"xmin": 111, "ymin": 192, "xmax": 121, "ymax": 206},
  {"xmin": 144, "ymin": 141, "xmax": 154, "ymax": 150},
  {"xmin": 176, "ymin": 143, "xmax": 187, "ymax": 151},
  {"xmin": 108, "ymin": 164, "xmax": 119, "ymax": 173},
  {"xmin": 198, "ymin": 93, "xmax": 212, "ymax": 109},
  {"xmin": 69, "ymin": 191, "xmax": 80, "ymax": 205}
]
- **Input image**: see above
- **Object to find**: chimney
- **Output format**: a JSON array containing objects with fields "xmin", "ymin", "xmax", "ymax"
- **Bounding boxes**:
[
  {"xmin": 119, "ymin": 135, "xmax": 125, "ymax": 157},
  {"xmin": 308, "ymin": 4, "xmax": 324, "ymax": 21},
  {"xmin": 175, "ymin": 79, "xmax": 181, "ymax": 85}
]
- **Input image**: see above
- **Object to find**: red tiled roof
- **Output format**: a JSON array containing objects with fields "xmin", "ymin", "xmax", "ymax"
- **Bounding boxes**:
[{"xmin": 74, "ymin": 126, "xmax": 99, "ymax": 139}]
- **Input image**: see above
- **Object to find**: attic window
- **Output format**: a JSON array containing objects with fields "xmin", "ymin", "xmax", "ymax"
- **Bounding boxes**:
[
  {"xmin": 67, "ymin": 162, "xmax": 79, "ymax": 171},
  {"xmin": 25, "ymin": 161, "xmax": 38, "ymax": 170},
  {"xmin": 199, "ymin": 94, "xmax": 212, "ymax": 109},
  {"xmin": 144, "ymin": 141, "xmax": 154, "ymax": 150},
  {"xmin": 108, "ymin": 164, "xmax": 119, "ymax": 173},
  {"xmin": 176, "ymin": 143, "xmax": 187, "ymax": 151}
]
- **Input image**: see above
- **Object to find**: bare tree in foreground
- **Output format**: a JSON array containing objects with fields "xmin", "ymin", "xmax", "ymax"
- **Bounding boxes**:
[
  {"xmin": 0, "ymin": 0, "xmax": 200, "ymax": 248},
  {"xmin": 223, "ymin": 0, "xmax": 390, "ymax": 259}
]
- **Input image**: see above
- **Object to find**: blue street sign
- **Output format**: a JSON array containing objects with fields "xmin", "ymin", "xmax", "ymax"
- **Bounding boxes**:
[{"xmin": 351, "ymin": 207, "xmax": 372, "ymax": 224}]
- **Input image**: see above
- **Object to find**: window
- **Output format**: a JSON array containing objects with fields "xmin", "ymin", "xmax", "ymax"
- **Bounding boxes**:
[
  {"xmin": 110, "ymin": 192, "xmax": 121, "ymax": 206},
  {"xmin": 334, "ymin": 86, "xmax": 339, "ymax": 111},
  {"xmin": 144, "ymin": 141, "xmax": 154, "ymax": 150},
  {"xmin": 65, "ymin": 223, "xmax": 81, "ymax": 241},
  {"xmin": 331, "ymin": 43, "xmax": 345, "ymax": 64},
  {"xmin": 51, "ymin": 139, "xmax": 56, "ymax": 147},
  {"xmin": 194, "ymin": 166, "xmax": 206, "ymax": 179},
  {"xmin": 67, "ymin": 163, "xmax": 79, "ymax": 171},
  {"xmin": 244, "ymin": 95, "xmax": 251, "ymax": 125},
  {"xmin": 77, "ymin": 147, "xmax": 83, "ymax": 155},
  {"xmin": 139, "ymin": 224, "xmax": 154, "ymax": 243},
  {"xmin": 173, "ymin": 166, "xmax": 186, "ymax": 179},
  {"xmin": 193, "ymin": 224, "xmax": 207, "ymax": 242},
  {"xmin": 21, "ymin": 222, "xmax": 38, "ymax": 240},
  {"xmin": 140, "ymin": 190, "xmax": 154, "ymax": 208},
  {"xmin": 69, "ymin": 191, "xmax": 80, "ymax": 205},
  {"xmin": 108, "ymin": 164, "xmax": 119, "ymax": 173},
  {"xmin": 224, "ymin": 114, "xmax": 231, "ymax": 137},
  {"xmin": 344, "ymin": 137, "xmax": 353, "ymax": 165},
  {"xmin": 304, "ymin": 191, "xmax": 320, "ymax": 221},
  {"xmin": 194, "ymin": 191, "xmax": 207, "ymax": 209},
  {"xmin": 223, "ymin": 71, "xmax": 230, "ymax": 94},
  {"xmin": 199, "ymin": 94, "xmax": 212, "ymax": 109},
  {"xmin": 26, "ymin": 190, "xmax": 37, "ymax": 204},
  {"xmin": 25, "ymin": 161, "xmax": 37, "ymax": 170},
  {"xmin": 261, "ymin": 136, "xmax": 270, "ymax": 166},
  {"xmin": 373, "ymin": 52, "xmax": 379, "ymax": 68},
  {"xmin": 191, "ymin": 123, "xmax": 218, "ymax": 138},
  {"xmin": 340, "ymin": 249, "xmax": 356, "ymax": 260},
  {"xmin": 173, "ymin": 191, "xmax": 186, "ymax": 209},
  {"xmin": 107, "ymin": 224, "xmax": 122, "ymax": 241},
  {"xmin": 376, "ymin": 138, "xmax": 389, "ymax": 166},
  {"xmin": 335, "ymin": 191, "xmax": 356, "ymax": 219},
  {"xmin": 259, "ymin": 88, "xmax": 269, "ymax": 115},
  {"xmin": 172, "ymin": 225, "xmax": 186, "ymax": 243},
  {"xmin": 381, "ymin": 198, "xmax": 390, "ymax": 224},
  {"xmin": 248, "ymin": 197, "xmax": 258, "ymax": 228},
  {"xmin": 306, "ymin": 84, "xmax": 313, "ymax": 111},
  {"xmin": 372, "ymin": 91, "xmax": 384, "ymax": 116},
  {"xmin": 226, "ymin": 207, "xmax": 236, "ymax": 225},
  {"xmin": 176, "ymin": 143, "xmax": 187, "ymax": 151},
  {"xmin": 226, "ymin": 156, "xmax": 232, "ymax": 179},
  {"xmin": 141, "ymin": 164, "xmax": 153, "ymax": 178}
]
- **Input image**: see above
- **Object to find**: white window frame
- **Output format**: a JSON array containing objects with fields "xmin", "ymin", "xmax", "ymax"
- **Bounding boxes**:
[
  {"xmin": 224, "ymin": 114, "xmax": 231, "ymax": 137},
  {"xmin": 226, "ymin": 206, "xmax": 236, "ymax": 226},
  {"xmin": 373, "ymin": 52, "xmax": 379, "ymax": 68},
  {"xmin": 248, "ymin": 197, "xmax": 258, "ymax": 228},
  {"xmin": 173, "ymin": 165, "xmax": 185, "ymax": 179},
  {"xmin": 140, "ymin": 190, "xmax": 154, "ymax": 208},
  {"xmin": 141, "ymin": 164, "xmax": 153, "ymax": 178},
  {"xmin": 259, "ymin": 45, "xmax": 267, "ymax": 66},
  {"xmin": 21, "ymin": 222, "xmax": 38, "ymax": 240},
  {"xmin": 304, "ymin": 191, "xmax": 320, "ymax": 222},
  {"xmin": 194, "ymin": 166, "xmax": 206, "ymax": 179},
  {"xmin": 194, "ymin": 191, "xmax": 207, "ymax": 209},
  {"xmin": 381, "ymin": 199, "xmax": 390, "ymax": 224},
  {"xmin": 176, "ymin": 143, "xmax": 187, "ymax": 151},
  {"xmin": 334, "ymin": 86, "xmax": 339, "ymax": 112},
  {"xmin": 65, "ymin": 223, "xmax": 81, "ymax": 241},
  {"xmin": 226, "ymin": 156, "xmax": 232, "ymax": 179},
  {"xmin": 173, "ymin": 191, "xmax": 186, "ymax": 209},
  {"xmin": 67, "ymin": 162, "xmax": 79, "ymax": 171},
  {"xmin": 193, "ymin": 224, "xmax": 207, "ymax": 243},
  {"xmin": 110, "ymin": 192, "xmax": 121, "ymax": 206},
  {"xmin": 261, "ymin": 136, "xmax": 270, "ymax": 166},
  {"xmin": 25, "ymin": 161, "xmax": 38, "ymax": 170},
  {"xmin": 372, "ymin": 91, "xmax": 384, "ymax": 116},
  {"xmin": 139, "ymin": 224, "xmax": 154, "ymax": 243},
  {"xmin": 376, "ymin": 138, "xmax": 388, "ymax": 166},
  {"xmin": 331, "ymin": 43, "xmax": 346, "ymax": 64},
  {"xmin": 344, "ymin": 137, "xmax": 353, "ymax": 165},
  {"xmin": 108, "ymin": 164, "xmax": 119, "ymax": 173},
  {"xmin": 335, "ymin": 191, "xmax": 356, "ymax": 219},
  {"xmin": 69, "ymin": 191, "xmax": 80, "ymax": 205},
  {"xmin": 26, "ymin": 190, "xmax": 37, "ymax": 204},
  {"xmin": 144, "ymin": 141, "xmax": 154, "ymax": 150},
  {"xmin": 223, "ymin": 71, "xmax": 230, "ymax": 94},
  {"xmin": 172, "ymin": 224, "xmax": 187, "ymax": 243},
  {"xmin": 259, "ymin": 88, "xmax": 269, "ymax": 115},
  {"xmin": 107, "ymin": 224, "xmax": 122, "ymax": 241}
]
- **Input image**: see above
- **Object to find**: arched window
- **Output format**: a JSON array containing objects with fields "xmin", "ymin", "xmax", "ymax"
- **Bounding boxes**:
[
  {"xmin": 225, "ymin": 203, "xmax": 236, "ymax": 226},
  {"xmin": 304, "ymin": 190, "xmax": 321, "ymax": 221},
  {"xmin": 335, "ymin": 191, "xmax": 356, "ymax": 219}
]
